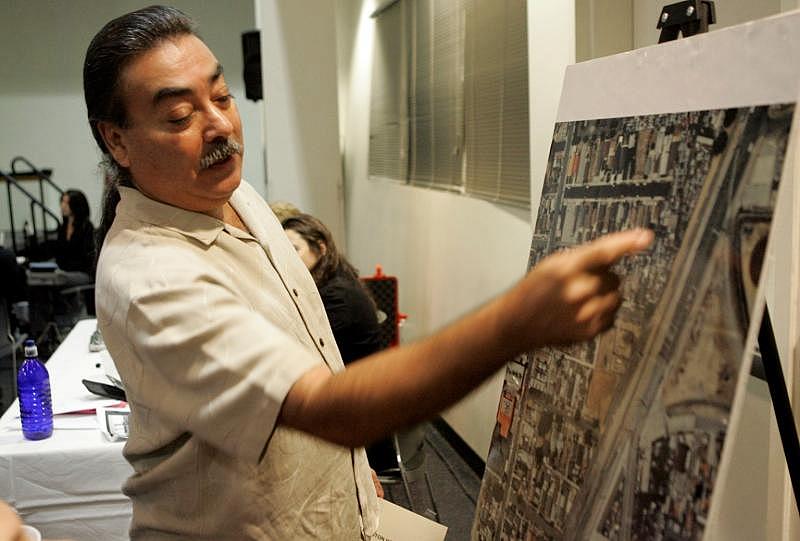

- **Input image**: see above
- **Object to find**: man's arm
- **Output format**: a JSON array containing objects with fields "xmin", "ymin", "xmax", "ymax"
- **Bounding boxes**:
[{"xmin": 280, "ymin": 228, "xmax": 653, "ymax": 447}]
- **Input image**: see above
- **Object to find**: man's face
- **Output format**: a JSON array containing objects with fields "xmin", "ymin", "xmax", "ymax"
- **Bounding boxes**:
[{"xmin": 100, "ymin": 34, "xmax": 244, "ymax": 214}]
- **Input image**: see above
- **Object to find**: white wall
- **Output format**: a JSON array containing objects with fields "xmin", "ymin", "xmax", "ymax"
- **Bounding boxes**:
[
  {"xmin": 528, "ymin": 2, "xmax": 577, "ymax": 221},
  {"xmin": 335, "ymin": 0, "xmax": 575, "ymax": 459},
  {"xmin": 0, "ymin": 0, "xmax": 263, "ymax": 233},
  {"xmin": 576, "ymin": 0, "xmax": 633, "ymax": 62},
  {"xmin": 632, "ymin": 0, "xmax": 786, "ymax": 47},
  {"xmin": 258, "ymin": 0, "xmax": 346, "ymax": 244}
]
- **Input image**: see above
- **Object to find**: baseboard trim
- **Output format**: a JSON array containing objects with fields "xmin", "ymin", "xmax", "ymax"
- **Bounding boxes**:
[{"xmin": 430, "ymin": 416, "xmax": 486, "ymax": 478}]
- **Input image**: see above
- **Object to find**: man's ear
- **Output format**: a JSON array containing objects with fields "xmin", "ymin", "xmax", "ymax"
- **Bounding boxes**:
[
  {"xmin": 96, "ymin": 121, "xmax": 131, "ymax": 168},
  {"xmin": 318, "ymin": 242, "xmax": 328, "ymax": 256}
]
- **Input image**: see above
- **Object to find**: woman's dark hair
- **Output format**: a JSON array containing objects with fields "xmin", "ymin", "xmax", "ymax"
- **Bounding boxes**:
[
  {"xmin": 282, "ymin": 214, "xmax": 360, "ymax": 286},
  {"xmin": 83, "ymin": 5, "xmax": 198, "ymax": 255},
  {"xmin": 63, "ymin": 190, "xmax": 91, "ymax": 225}
]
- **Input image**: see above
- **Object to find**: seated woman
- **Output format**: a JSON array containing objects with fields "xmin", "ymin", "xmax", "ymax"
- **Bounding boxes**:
[
  {"xmin": 281, "ymin": 214, "xmax": 381, "ymax": 364},
  {"xmin": 282, "ymin": 214, "xmax": 394, "ymax": 472},
  {"xmin": 52, "ymin": 189, "xmax": 96, "ymax": 318},
  {"xmin": 56, "ymin": 189, "xmax": 96, "ymax": 279}
]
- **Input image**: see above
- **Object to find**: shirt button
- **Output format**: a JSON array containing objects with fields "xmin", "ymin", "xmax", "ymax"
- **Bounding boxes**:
[
  {"xmin": 319, "ymin": 338, "xmax": 325, "ymax": 347},
  {"xmin": 292, "ymin": 288, "xmax": 299, "ymax": 297}
]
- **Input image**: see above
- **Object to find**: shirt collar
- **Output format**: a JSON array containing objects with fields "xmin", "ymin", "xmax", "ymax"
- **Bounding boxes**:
[{"xmin": 117, "ymin": 186, "xmax": 225, "ymax": 246}]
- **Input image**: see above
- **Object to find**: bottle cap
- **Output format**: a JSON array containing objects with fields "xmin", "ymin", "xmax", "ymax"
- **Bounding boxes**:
[{"xmin": 23, "ymin": 339, "xmax": 38, "ymax": 358}]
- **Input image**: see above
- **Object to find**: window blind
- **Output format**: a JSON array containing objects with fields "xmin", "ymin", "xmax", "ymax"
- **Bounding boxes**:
[
  {"xmin": 369, "ymin": 0, "xmax": 529, "ymax": 207},
  {"xmin": 368, "ymin": 0, "xmax": 407, "ymax": 181},
  {"xmin": 464, "ymin": 0, "xmax": 529, "ymax": 206},
  {"xmin": 408, "ymin": 0, "xmax": 464, "ymax": 190}
]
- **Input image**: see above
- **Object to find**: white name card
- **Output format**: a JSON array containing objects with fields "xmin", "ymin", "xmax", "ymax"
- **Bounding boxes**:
[{"xmin": 373, "ymin": 499, "xmax": 448, "ymax": 541}]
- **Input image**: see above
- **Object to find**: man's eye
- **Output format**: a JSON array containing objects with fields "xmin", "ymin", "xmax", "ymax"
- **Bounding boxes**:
[
  {"xmin": 216, "ymin": 94, "xmax": 234, "ymax": 104},
  {"xmin": 168, "ymin": 114, "xmax": 192, "ymax": 125}
]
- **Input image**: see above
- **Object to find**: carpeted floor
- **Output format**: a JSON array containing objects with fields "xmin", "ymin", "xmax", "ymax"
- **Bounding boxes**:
[{"xmin": 381, "ymin": 422, "xmax": 482, "ymax": 540}]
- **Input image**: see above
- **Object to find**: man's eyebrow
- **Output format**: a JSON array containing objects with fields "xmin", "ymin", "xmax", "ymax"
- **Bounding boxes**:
[
  {"xmin": 211, "ymin": 63, "xmax": 224, "ymax": 82},
  {"xmin": 153, "ymin": 86, "xmax": 192, "ymax": 106},
  {"xmin": 152, "ymin": 64, "xmax": 225, "ymax": 106}
]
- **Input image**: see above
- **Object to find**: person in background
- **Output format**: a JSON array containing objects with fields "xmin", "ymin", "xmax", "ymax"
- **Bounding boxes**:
[
  {"xmin": 0, "ymin": 246, "xmax": 27, "ymax": 364},
  {"xmin": 52, "ymin": 190, "xmax": 96, "ymax": 317},
  {"xmin": 55, "ymin": 190, "xmax": 96, "ymax": 279},
  {"xmin": 283, "ymin": 214, "xmax": 397, "ymax": 472},
  {"xmin": 282, "ymin": 214, "xmax": 382, "ymax": 365},
  {"xmin": 268, "ymin": 200, "xmax": 301, "ymax": 223},
  {"xmin": 0, "ymin": 247, "xmax": 27, "ymax": 309}
]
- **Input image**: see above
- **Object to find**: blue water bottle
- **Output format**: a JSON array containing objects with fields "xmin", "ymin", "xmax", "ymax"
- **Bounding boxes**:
[{"xmin": 17, "ymin": 339, "xmax": 53, "ymax": 440}]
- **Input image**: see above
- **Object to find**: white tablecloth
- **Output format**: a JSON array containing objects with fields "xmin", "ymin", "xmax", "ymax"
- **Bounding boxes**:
[{"xmin": 0, "ymin": 319, "xmax": 133, "ymax": 540}]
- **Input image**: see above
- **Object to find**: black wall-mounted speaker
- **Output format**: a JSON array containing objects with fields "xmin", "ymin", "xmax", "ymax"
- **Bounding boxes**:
[{"xmin": 241, "ymin": 30, "xmax": 262, "ymax": 101}]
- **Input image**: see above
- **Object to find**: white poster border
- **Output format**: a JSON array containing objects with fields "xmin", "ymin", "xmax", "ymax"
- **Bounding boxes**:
[{"xmin": 556, "ymin": 10, "xmax": 800, "ymax": 123}]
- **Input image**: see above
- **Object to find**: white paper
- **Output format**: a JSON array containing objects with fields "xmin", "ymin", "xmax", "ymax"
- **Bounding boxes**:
[
  {"xmin": 373, "ymin": 499, "xmax": 447, "ymax": 541},
  {"xmin": 96, "ymin": 405, "xmax": 131, "ymax": 442},
  {"xmin": 52, "ymin": 397, "xmax": 122, "ymax": 416}
]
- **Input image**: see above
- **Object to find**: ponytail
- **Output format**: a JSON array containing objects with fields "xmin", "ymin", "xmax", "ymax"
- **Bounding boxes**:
[{"xmin": 95, "ymin": 156, "xmax": 133, "ymax": 265}]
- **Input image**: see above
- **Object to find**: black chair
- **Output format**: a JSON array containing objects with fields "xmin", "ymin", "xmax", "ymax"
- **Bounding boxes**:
[
  {"xmin": 0, "ymin": 298, "xmax": 26, "ymax": 414},
  {"xmin": 27, "ymin": 269, "xmax": 93, "ymax": 355}
]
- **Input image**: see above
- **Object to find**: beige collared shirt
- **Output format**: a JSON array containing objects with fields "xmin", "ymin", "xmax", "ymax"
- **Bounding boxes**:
[{"xmin": 96, "ymin": 182, "xmax": 378, "ymax": 540}]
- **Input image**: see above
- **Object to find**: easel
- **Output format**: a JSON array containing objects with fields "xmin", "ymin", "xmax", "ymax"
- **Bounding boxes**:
[
  {"xmin": 657, "ymin": 0, "xmax": 800, "ymax": 519},
  {"xmin": 657, "ymin": 0, "xmax": 716, "ymax": 43},
  {"xmin": 759, "ymin": 308, "xmax": 800, "ymax": 518}
]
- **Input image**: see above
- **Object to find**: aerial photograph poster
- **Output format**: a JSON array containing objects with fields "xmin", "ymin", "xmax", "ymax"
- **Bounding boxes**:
[{"xmin": 472, "ymin": 103, "xmax": 795, "ymax": 541}]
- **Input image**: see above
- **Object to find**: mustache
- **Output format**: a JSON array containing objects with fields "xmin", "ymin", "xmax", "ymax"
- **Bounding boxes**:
[{"xmin": 199, "ymin": 138, "xmax": 243, "ymax": 169}]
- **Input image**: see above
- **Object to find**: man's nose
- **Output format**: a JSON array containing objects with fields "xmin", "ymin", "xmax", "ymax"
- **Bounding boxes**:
[{"xmin": 203, "ymin": 106, "xmax": 234, "ymax": 142}]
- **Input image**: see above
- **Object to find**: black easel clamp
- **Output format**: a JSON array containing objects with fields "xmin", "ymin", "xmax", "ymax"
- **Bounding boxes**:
[{"xmin": 657, "ymin": 0, "xmax": 717, "ymax": 43}]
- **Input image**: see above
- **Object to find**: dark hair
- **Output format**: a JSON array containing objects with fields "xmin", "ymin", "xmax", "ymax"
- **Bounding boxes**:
[
  {"xmin": 83, "ymin": 5, "xmax": 197, "ymax": 153},
  {"xmin": 63, "ymin": 190, "xmax": 91, "ymax": 225},
  {"xmin": 282, "ymin": 214, "xmax": 360, "ymax": 286},
  {"xmin": 84, "ymin": 5, "xmax": 197, "ymax": 253}
]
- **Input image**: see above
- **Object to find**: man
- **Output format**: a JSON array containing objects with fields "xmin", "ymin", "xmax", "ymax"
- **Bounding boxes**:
[{"xmin": 86, "ymin": 6, "xmax": 652, "ymax": 540}]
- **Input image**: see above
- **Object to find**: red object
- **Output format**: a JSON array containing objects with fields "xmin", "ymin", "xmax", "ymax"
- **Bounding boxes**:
[
  {"xmin": 497, "ymin": 391, "xmax": 516, "ymax": 438},
  {"xmin": 361, "ymin": 265, "xmax": 406, "ymax": 348}
]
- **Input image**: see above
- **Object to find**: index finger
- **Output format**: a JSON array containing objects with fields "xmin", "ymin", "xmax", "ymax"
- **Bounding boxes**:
[{"xmin": 572, "ymin": 228, "xmax": 654, "ymax": 271}]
